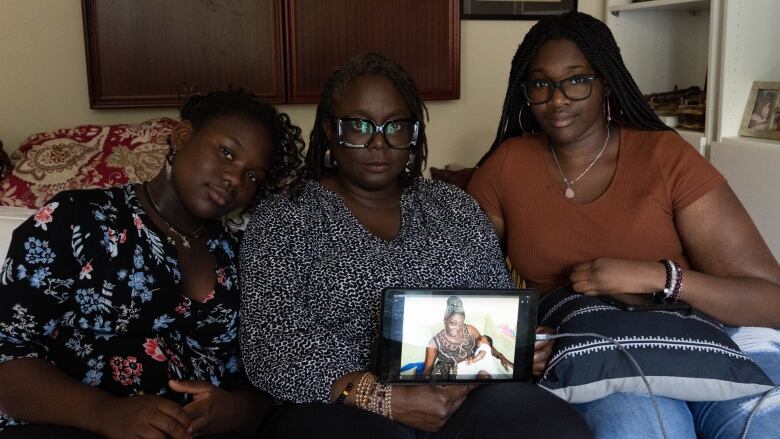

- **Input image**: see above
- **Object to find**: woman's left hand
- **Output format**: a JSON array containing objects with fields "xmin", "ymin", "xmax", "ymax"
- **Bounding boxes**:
[
  {"xmin": 168, "ymin": 379, "xmax": 239, "ymax": 435},
  {"xmin": 533, "ymin": 327, "xmax": 555, "ymax": 377},
  {"xmin": 570, "ymin": 258, "xmax": 665, "ymax": 295}
]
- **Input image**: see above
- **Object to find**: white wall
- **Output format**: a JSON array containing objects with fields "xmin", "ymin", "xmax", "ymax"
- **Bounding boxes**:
[{"xmin": 0, "ymin": 0, "xmax": 603, "ymax": 170}]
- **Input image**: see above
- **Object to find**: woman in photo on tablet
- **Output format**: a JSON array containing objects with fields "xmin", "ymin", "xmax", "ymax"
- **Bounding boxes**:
[
  {"xmin": 423, "ymin": 296, "xmax": 513, "ymax": 380},
  {"xmin": 468, "ymin": 11, "xmax": 780, "ymax": 438},
  {"xmin": 240, "ymin": 53, "xmax": 591, "ymax": 438}
]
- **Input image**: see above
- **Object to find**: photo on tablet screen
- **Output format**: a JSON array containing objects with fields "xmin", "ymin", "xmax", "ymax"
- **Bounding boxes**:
[{"xmin": 376, "ymin": 288, "xmax": 537, "ymax": 384}]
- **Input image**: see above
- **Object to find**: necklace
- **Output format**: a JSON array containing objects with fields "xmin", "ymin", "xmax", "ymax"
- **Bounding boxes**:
[
  {"xmin": 550, "ymin": 126, "xmax": 611, "ymax": 199},
  {"xmin": 142, "ymin": 182, "xmax": 206, "ymax": 249}
]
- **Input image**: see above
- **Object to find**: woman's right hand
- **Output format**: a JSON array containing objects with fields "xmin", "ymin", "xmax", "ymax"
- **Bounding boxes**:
[
  {"xmin": 392, "ymin": 384, "xmax": 475, "ymax": 432},
  {"xmin": 98, "ymin": 394, "xmax": 192, "ymax": 439}
]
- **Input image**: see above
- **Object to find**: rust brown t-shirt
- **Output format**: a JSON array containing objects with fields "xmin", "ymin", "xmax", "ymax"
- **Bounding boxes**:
[{"xmin": 468, "ymin": 127, "xmax": 726, "ymax": 294}]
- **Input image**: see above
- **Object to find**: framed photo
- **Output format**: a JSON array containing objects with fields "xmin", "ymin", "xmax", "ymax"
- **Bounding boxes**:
[
  {"xmin": 739, "ymin": 81, "xmax": 780, "ymax": 141},
  {"xmin": 461, "ymin": 0, "xmax": 577, "ymax": 20}
]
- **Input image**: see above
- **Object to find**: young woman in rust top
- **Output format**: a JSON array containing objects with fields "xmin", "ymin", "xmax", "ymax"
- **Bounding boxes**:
[{"xmin": 468, "ymin": 11, "xmax": 780, "ymax": 439}]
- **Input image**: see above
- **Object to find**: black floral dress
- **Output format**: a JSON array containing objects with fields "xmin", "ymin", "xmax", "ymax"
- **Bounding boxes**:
[{"xmin": 0, "ymin": 185, "xmax": 243, "ymax": 429}]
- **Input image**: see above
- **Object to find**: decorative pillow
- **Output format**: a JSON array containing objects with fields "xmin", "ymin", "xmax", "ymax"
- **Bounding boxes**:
[
  {"xmin": 537, "ymin": 286, "xmax": 775, "ymax": 403},
  {"xmin": 0, "ymin": 118, "xmax": 178, "ymax": 209}
]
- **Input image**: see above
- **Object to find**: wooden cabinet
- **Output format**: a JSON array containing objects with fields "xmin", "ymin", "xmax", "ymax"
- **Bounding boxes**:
[
  {"xmin": 285, "ymin": 0, "xmax": 459, "ymax": 103},
  {"xmin": 82, "ymin": 0, "xmax": 459, "ymax": 108},
  {"xmin": 83, "ymin": 0, "xmax": 285, "ymax": 107}
]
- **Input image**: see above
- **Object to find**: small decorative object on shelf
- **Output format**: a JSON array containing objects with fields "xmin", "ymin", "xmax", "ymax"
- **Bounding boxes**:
[
  {"xmin": 739, "ymin": 81, "xmax": 780, "ymax": 141},
  {"xmin": 645, "ymin": 86, "xmax": 706, "ymax": 131}
]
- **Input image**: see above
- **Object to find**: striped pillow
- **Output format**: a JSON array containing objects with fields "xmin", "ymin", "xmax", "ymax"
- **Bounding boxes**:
[{"xmin": 537, "ymin": 286, "xmax": 775, "ymax": 403}]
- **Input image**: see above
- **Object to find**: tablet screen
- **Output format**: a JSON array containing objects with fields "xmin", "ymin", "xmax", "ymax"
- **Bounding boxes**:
[{"xmin": 375, "ymin": 288, "xmax": 538, "ymax": 384}]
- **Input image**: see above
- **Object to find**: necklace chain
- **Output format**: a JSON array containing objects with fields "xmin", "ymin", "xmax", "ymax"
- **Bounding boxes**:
[
  {"xmin": 142, "ymin": 182, "xmax": 206, "ymax": 249},
  {"xmin": 549, "ymin": 126, "xmax": 611, "ymax": 198}
]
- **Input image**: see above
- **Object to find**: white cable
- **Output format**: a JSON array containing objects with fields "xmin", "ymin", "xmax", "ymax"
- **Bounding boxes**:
[
  {"xmin": 537, "ymin": 332, "xmax": 669, "ymax": 439},
  {"xmin": 740, "ymin": 386, "xmax": 779, "ymax": 439},
  {"xmin": 537, "ymin": 332, "xmax": 780, "ymax": 439}
]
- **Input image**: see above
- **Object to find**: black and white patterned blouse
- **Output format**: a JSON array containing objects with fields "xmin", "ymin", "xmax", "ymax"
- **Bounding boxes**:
[
  {"xmin": 0, "ymin": 185, "xmax": 243, "ymax": 429},
  {"xmin": 239, "ymin": 179, "xmax": 514, "ymax": 403}
]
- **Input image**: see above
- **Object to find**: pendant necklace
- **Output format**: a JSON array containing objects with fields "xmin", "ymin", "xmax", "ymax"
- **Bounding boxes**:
[
  {"xmin": 142, "ymin": 182, "xmax": 206, "ymax": 249},
  {"xmin": 550, "ymin": 126, "xmax": 610, "ymax": 199}
]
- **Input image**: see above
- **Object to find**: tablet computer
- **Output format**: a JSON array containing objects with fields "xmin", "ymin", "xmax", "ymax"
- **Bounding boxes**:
[{"xmin": 375, "ymin": 288, "xmax": 538, "ymax": 384}]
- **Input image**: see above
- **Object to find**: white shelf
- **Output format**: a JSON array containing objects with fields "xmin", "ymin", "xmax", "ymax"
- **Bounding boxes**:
[
  {"xmin": 720, "ymin": 136, "xmax": 780, "ymax": 150},
  {"xmin": 607, "ymin": 0, "xmax": 716, "ymax": 155},
  {"xmin": 609, "ymin": 0, "xmax": 710, "ymax": 15},
  {"xmin": 716, "ymin": 0, "xmax": 780, "ymax": 139},
  {"xmin": 677, "ymin": 129, "xmax": 707, "ymax": 155}
]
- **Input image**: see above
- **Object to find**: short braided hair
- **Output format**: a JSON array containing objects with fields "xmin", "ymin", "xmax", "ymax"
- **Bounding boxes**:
[
  {"xmin": 478, "ymin": 11, "xmax": 669, "ymax": 165},
  {"xmin": 305, "ymin": 52, "xmax": 428, "ymax": 186},
  {"xmin": 180, "ymin": 89, "xmax": 304, "ymax": 203}
]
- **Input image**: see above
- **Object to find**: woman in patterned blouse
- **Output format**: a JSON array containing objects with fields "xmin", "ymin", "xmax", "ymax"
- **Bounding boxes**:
[
  {"xmin": 0, "ymin": 90, "xmax": 304, "ymax": 438},
  {"xmin": 423, "ymin": 296, "xmax": 512, "ymax": 379},
  {"xmin": 240, "ymin": 53, "xmax": 591, "ymax": 438}
]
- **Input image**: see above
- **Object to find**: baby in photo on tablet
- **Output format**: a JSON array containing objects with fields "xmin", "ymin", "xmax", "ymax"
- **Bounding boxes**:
[{"xmin": 457, "ymin": 335, "xmax": 513, "ymax": 379}]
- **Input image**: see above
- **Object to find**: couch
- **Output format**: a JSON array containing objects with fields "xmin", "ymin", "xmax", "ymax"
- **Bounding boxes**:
[{"xmin": 0, "ymin": 118, "xmax": 178, "ymax": 260}]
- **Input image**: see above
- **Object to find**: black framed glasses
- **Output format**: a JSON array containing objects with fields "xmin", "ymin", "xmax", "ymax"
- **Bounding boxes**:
[
  {"xmin": 332, "ymin": 117, "xmax": 420, "ymax": 149},
  {"xmin": 521, "ymin": 75, "xmax": 601, "ymax": 104}
]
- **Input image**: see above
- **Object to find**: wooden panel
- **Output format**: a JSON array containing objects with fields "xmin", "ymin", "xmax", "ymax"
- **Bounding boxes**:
[
  {"xmin": 285, "ymin": 0, "xmax": 460, "ymax": 103},
  {"xmin": 82, "ymin": 0, "xmax": 285, "ymax": 108}
]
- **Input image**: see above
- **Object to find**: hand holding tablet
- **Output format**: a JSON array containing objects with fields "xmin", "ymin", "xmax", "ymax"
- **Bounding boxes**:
[{"xmin": 375, "ymin": 288, "xmax": 539, "ymax": 384}]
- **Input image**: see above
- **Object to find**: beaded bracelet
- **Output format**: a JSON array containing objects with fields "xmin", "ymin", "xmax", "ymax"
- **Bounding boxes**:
[
  {"xmin": 353, "ymin": 372, "xmax": 393, "ymax": 419},
  {"xmin": 658, "ymin": 259, "xmax": 683, "ymax": 302},
  {"xmin": 355, "ymin": 372, "xmax": 376, "ymax": 410},
  {"xmin": 670, "ymin": 263, "xmax": 683, "ymax": 302},
  {"xmin": 335, "ymin": 382, "xmax": 353, "ymax": 405}
]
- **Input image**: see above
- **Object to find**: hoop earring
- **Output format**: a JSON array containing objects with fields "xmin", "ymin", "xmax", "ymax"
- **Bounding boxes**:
[
  {"xmin": 519, "ymin": 103, "xmax": 529, "ymax": 134},
  {"xmin": 605, "ymin": 97, "xmax": 612, "ymax": 124},
  {"xmin": 323, "ymin": 148, "xmax": 337, "ymax": 169}
]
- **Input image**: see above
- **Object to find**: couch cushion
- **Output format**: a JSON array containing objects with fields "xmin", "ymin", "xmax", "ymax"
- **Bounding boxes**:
[
  {"xmin": 0, "ymin": 206, "xmax": 36, "ymax": 262},
  {"xmin": 537, "ymin": 286, "xmax": 775, "ymax": 403},
  {"xmin": 0, "ymin": 118, "xmax": 177, "ymax": 209}
]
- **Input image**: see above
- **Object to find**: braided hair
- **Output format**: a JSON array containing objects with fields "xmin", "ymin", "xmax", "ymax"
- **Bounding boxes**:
[
  {"xmin": 305, "ymin": 52, "xmax": 428, "ymax": 187},
  {"xmin": 179, "ymin": 89, "xmax": 304, "ymax": 203},
  {"xmin": 478, "ymin": 11, "xmax": 669, "ymax": 166},
  {"xmin": 444, "ymin": 296, "xmax": 465, "ymax": 319}
]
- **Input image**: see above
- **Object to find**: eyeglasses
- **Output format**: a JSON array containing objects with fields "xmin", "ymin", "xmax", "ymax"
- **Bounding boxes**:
[
  {"xmin": 332, "ymin": 117, "xmax": 420, "ymax": 149},
  {"xmin": 522, "ymin": 75, "xmax": 601, "ymax": 105}
]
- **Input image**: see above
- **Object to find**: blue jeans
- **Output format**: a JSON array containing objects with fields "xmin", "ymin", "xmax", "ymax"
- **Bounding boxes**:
[{"xmin": 574, "ymin": 327, "xmax": 780, "ymax": 439}]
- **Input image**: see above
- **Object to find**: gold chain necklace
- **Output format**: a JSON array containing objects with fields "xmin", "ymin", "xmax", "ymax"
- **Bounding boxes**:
[
  {"xmin": 550, "ymin": 126, "xmax": 610, "ymax": 199},
  {"xmin": 142, "ymin": 182, "xmax": 206, "ymax": 249}
]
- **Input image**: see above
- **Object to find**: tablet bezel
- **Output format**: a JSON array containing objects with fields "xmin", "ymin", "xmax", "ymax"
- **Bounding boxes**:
[{"xmin": 375, "ymin": 287, "xmax": 538, "ymax": 384}]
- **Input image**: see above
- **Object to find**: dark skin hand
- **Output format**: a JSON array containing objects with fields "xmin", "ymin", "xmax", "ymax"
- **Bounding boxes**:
[
  {"xmin": 534, "ymin": 327, "xmax": 555, "ymax": 376},
  {"xmin": 99, "ymin": 394, "xmax": 192, "ymax": 439},
  {"xmin": 329, "ymin": 372, "xmax": 475, "ymax": 432},
  {"xmin": 0, "ymin": 358, "xmax": 191, "ymax": 439},
  {"xmin": 568, "ymin": 184, "xmax": 780, "ymax": 327},
  {"xmin": 390, "ymin": 384, "xmax": 474, "ymax": 432},
  {"xmin": 168, "ymin": 380, "xmax": 270, "ymax": 437}
]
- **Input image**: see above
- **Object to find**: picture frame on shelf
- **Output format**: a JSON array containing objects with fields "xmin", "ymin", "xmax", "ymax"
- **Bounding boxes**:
[
  {"xmin": 461, "ymin": 0, "xmax": 577, "ymax": 20},
  {"xmin": 739, "ymin": 81, "xmax": 780, "ymax": 141}
]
